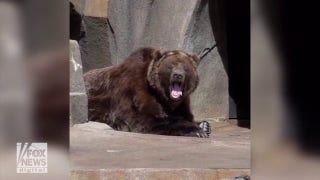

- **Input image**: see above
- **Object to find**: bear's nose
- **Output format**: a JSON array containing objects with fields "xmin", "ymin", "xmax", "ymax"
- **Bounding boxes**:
[{"xmin": 173, "ymin": 73, "xmax": 183, "ymax": 80}]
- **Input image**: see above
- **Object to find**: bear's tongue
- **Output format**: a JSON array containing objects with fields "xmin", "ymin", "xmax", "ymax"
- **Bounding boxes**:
[{"xmin": 171, "ymin": 83, "xmax": 182, "ymax": 99}]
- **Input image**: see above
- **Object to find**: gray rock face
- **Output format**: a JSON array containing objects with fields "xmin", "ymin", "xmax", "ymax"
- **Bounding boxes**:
[
  {"xmin": 182, "ymin": 1, "xmax": 228, "ymax": 119},
  {"xmin": 70, "ymin": 40, "xmax": 86, "ymax": 93},
  {"xmin": 70, "ymin": 40, "xmax": 88, "ymax": 125},
  {"xmin": 79, "ymin": 16, "xmax": 113, "ymax": 73},
  {"xmin": 70, "ymin": 93, "xmax": 88, "ymax": 125}
]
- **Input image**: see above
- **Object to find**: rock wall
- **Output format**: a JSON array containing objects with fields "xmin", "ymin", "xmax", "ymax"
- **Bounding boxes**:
[
  {"xmin": 70, "ymin": 0, "xmax": 229, "ymax": 120},
  {"xmin": 70, "ymin": 0, "xmax": 112, "ymax": 72},
  {"xmin": 70, "ymin": 40, "xmax": 88, "ymax": 125}
]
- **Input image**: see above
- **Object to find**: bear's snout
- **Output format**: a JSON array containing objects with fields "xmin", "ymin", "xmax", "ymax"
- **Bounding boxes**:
[
  {"xmin": 171, "ymin": 68, "xmax": 185, "ymax": 82},
  {"xmin": 173, "ymin": 73, "xmax": 183, "ymax": 80}
]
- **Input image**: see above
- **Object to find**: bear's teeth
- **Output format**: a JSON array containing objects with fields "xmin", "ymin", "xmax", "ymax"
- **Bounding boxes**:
[{"xmin": 171, "ymin": 90, "xmax": 182, "ymax": 98}]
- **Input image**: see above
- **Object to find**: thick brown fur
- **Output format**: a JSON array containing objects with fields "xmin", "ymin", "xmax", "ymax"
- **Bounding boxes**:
[{"xmin": 84, "ymin": 47, "xmax": 211, "ymax": 137}]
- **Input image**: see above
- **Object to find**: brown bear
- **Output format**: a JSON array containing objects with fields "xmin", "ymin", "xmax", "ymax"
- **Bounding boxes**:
[{"xmin": 84, "ymin": 47, "xmax": 211, "ymax": 137}]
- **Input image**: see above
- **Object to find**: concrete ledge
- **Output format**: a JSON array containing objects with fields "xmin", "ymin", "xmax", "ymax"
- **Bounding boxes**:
[
  {"xmin": 71, "ymin": 168, "xmax": 250, "ymax": 180},
  {"xmin": 71, "ymin": 122, "xmax": 250, "ymax": 172}
]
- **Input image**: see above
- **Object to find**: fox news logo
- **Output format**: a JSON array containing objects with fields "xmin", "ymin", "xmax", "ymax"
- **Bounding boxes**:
[{"xmin": 16, "ymin": 142, "xmax": 47, "ymax": 173}]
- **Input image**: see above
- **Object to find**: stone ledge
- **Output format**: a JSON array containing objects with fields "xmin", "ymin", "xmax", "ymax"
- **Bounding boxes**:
[
  {"xmin": 71, "ymin": 168, "xmax": 250, "ymax": 180},
  {"xmin": 71, "ymin": 122, "xmax": 250, "ymax": 170}
]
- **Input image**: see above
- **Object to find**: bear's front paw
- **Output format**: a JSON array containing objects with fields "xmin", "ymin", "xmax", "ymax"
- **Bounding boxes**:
[
  {"xmin": 185, "ymin": 129, "xmax": 209, "ymax": 138},
  {"xmin": 183, "ymin": 121, "xmax": 211, "ymax": 138},
  {"xmin": 199, "ymin": 121, "xmax": 211, "ymax": 136},
  {"xmin": 198, "ymin": 121, "xmax": 211, "ymax": 138},
  {"xmin": 196, "ymin": 129, "xmax": 210, "ymax": 138},
  {"xmin": 155, "ymin": 111, "xmax": 168, "ymax": 119}
]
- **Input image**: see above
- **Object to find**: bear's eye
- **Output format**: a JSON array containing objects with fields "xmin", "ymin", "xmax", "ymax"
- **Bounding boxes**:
[
  {"xmin": 167, "ymin": 64, "xmax": 173, "ymax": 69},
  {"xmin": 183, "ymin": 65, "xmax": 190, "ymax": 72}
]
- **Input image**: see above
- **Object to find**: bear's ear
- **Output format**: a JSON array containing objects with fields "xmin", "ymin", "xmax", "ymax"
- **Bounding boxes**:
[
  {"xmin": 191, "ymin": 54, "xmax": 201, "ymax": 66},
  {"xmin": 152, "ymin": 49, "xmax": 164, "ymax": 62}
]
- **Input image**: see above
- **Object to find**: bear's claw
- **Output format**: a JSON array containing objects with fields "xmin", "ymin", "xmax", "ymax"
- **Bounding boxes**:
[
  {"xmin": 199, "ymin": 121, "xmax": 211, "ymax": 137},
  {"xmin": 155, "ymin": 111, "xmax": 168, "ymax": 119}
]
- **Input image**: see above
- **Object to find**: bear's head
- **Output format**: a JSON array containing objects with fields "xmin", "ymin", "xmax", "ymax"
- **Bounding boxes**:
[{"xmin": 147, "ymin": 50, "xmax": 200, "ymax": 103}]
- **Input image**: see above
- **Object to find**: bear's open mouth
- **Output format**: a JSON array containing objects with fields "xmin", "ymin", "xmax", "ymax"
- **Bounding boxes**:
[{"xmin": 170, "ymin": 81, "xmax": 183, "ymax": 100}]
